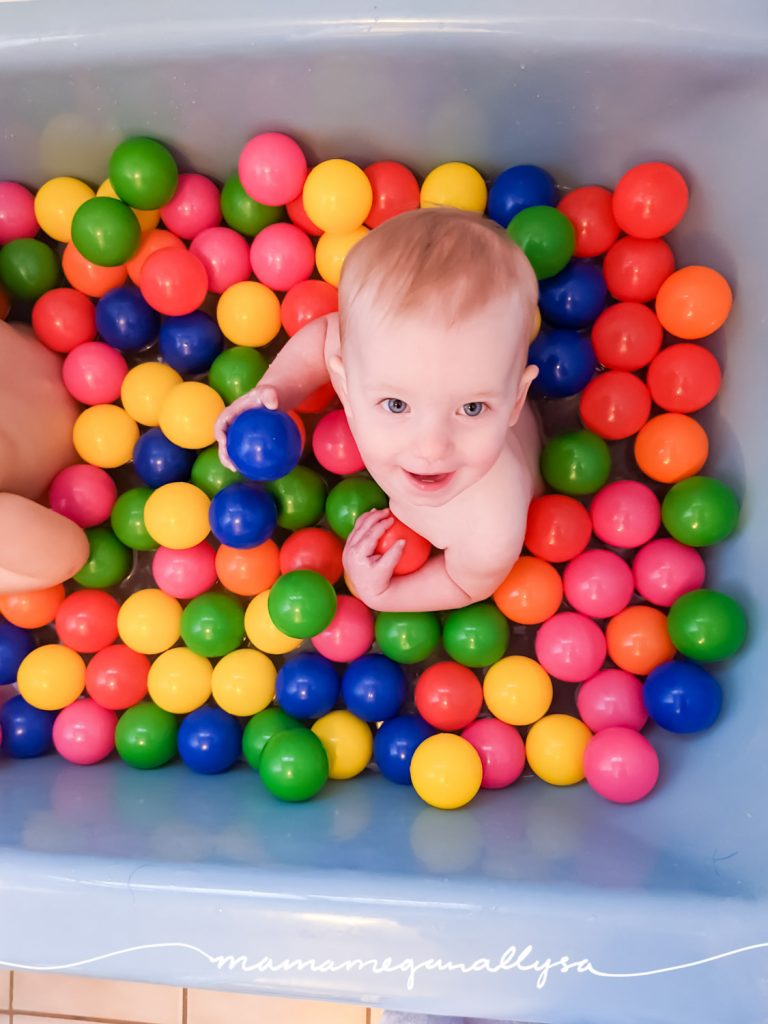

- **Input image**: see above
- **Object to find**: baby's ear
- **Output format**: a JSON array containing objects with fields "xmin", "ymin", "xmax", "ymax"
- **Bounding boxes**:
[
  {"xmin": 509, "ymin": 363, "xmax": 539, "ymax": 426},
  {"xmin": 328, "ymin": 353, "xmax": 350, "ymax": 411}
]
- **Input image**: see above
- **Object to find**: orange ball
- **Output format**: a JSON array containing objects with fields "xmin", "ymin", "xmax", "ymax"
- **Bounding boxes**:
[
  {"xmin": 62, "ymin": 243, "xmax": 128, "ymax": 297},
  {"xmin": 287, "ymin": 410, "xmax": 306, "ymax": 452},
  {"xmin": 126, "ymin": 229, "xmax": 185, "ymax": 286},
  {"xmin": 634, "ymin": 413, "xmax": 709, "ymax": 483},
  {"xmin": 606, "ymin": 605, "xmax": 676, "ymax": 675},
  {"xmin": 215, "ymin": 540, "xmax": 281, "ymax": 597},
  {"xmin": 655, "ymin": 266, "xmax": 732, "ymax": 340},
  {"xmin": 493, "ymin": 556, "xmax": 563, "ymax": 625},
  {"xmin": 0, "ymin": 583, "xmax": 66, "ymax": 629}
]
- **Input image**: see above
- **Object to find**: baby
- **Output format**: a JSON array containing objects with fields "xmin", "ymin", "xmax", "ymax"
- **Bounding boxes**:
[{"xmin": 215, "ymin": 207, "xmax": 542, "ymax": 613}]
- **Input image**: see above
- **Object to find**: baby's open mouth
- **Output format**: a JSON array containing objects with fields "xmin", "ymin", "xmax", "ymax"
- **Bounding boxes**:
[{"xmin": 403, "ymin": 469, "xmax": 455, "ymax": 490}]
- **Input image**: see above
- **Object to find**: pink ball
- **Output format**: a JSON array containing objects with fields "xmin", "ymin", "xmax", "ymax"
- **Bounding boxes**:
[
  {"xmin": 576, "ymin": 668, "xmax": 648, "ymax": 731},
  {"xmin": 535, "ymin": 611, "xmax": 607, "ymax": 682},
  {"xmin": 311, "ymin": 595, "xmax": 374, "ymax": 662},
  {"xmin": 590, "ymin": 480, "xmax": 661, "ymax": 548},
  {"xmin": 312, "ymin": 410, "xmax": 365, "ymax": 475},
  {"xmin": 62, "ymin": 342, "xmax": 128, "ymax": 405},
  {"xmin": 563, "ymin": 549, "xmax": 634, "ymax": 618},
  {"xmin": 249, "ymin": 222, "xmax": 315, "ymax": 292},
  {"xmin": 632, "ymin": 537, "xmax": 706, "ymax": 607},
  {"xmin": 238, "ymin": 132, "xmax": 308, "ymax": 206},
  {"xmin": 583, "ymin": 726, "xmax": 659, "ymax": 803},
  {"xmin": 52, "ymin": 698, "xmax": 118, "ymax": 765},
  {"xmin": 49, "ymin": 464, "xmax": 118, "ymax": 527},
  {"xmin": 461, "ymin": 717, "xmax": 526, "ymax": 789},
  {"xmin": 152, "ymin": 542, "xmax": 218, "ymax": 599},
  {"xmin": 0, "ymin": 181, "xmax": 38, "ymax": 244},
  {"xmin": 190, "ymin": 226, "xmax": 251, "ymax": 294},
  {"xmin": 160, "ymin": 173, "xmax": 221, "ymax": 240}
]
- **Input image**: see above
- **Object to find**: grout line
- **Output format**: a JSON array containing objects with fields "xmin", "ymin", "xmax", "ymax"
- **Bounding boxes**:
[
  {"xmin": 181, "ymin": 988, "xmax": 187, "ymax": 1024},
  {"xmin": 9, "ymin": 972, "xmax": 13, "ymax": 1013},
  {"xmin": 365, "ymin": 1009, "xmax": 371, "ymax": 1024}
]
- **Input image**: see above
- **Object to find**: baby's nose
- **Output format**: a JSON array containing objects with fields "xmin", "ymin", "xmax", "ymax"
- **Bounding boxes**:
[{"xmin": 414, "ymin": 421, "xmax": 453, "ymax": 463}]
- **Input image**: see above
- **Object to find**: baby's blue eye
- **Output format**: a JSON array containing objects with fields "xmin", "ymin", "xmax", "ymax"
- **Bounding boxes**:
[
  {"xmin": 462, "ymin": 402, "xmax": 485, "ymax": 417},
  {"xmin": 385, "ymin": 398, "xmax": 408, "ymax": 414}
]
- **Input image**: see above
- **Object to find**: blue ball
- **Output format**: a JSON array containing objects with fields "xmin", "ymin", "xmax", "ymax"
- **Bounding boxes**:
[
  {"xmin": 643, "ymin": 660, "xmax": 722, "ymax": 734},
  {"xmin": 0, "ymin": 620, "xmax": 35, "ymax": 685},
  {"xmin": 159, "ymin": 311, "xmax": 224, "ymax": 375},
  {"xmin": 209, "ymin": 482, "xmax": 277, "ymax": 548},
  {"xmin": 487, "ymin": 164, "xmax": 557, "ymax": 227},
  {"xmin": 226, "ymin": 407, "xmax": 303, "ymax": 482},
  {"xmin": 177, "ymin": 706, "xmax": 242, "ymax": 774},
  {"xmin": 373, "ymin": 714, "xmax": 436, "ymax": 785},
  {"xmin": 276, "ymin": 653, "xmax": 340, "ymax": 719},
  {"xmin": 529, "ymin": 329, "xmax": 597, "ymax": 398},
  {"xmin": 0, "ymin": 695, "xmax": 56, "ymax": 758},
  {"xmin": 95, "ymin": 286, "xmax": 160, "ymax": 351},
  {"xmin": 538, "ymin": 261, "xmax": 608, "ymax": 329},
  {"xmin": 133, "ymin": 428, "xmax": 196, "ymax": 488},
  {"xmin": 342, "ymin": 653, "xmax": 407, "ymax": 722}
]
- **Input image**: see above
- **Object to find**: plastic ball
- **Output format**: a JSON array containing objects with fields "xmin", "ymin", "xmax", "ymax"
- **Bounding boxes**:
[
  {"xmin": 238, "ymin": 132, "xmax": 307, "ymax": 206},
  {"xmin": 245, "ymin": 591, "xmax": 302, "ymax": 656},
  {"xmin": 281, "ymin": 279, "xmax": 339, "ymax": 337},
  {"xmin": 312, "ymin": 409, "xmax": 364, "ymax": 475},
  {"xmin": 62, "ymin": 341, "xmax": 127, "ymax": 404},
  {"xmin": 0, "ymin": 695, "xmax": 56, "ymax": 758},
  {"xmin": 190, "ymin": 225, "xmax": 251, "ymax": 294},
  {"xmin": 144, "ymin": 481, "xmax": 211, "ymax": 550},
  {"xmin": 507, "ymin": 205, "xmax": 575, "ymax": 279},
  {"xmin": 525, "ymin": 714, "xmax": 592, "ymax": 786},
  {"xmin": 227, "ymin": 407, "xmax": 302, "ymax": 482},
  {"xmin": 54, "ymin": 589, "xmax": 120, "ymax": 654},
  {"xmin": 121, "ymin": 363, "xmax": 182, "ymax": 428},
  {"xmin": 214, "ymin": 539, "xmax": 280, "ymax": 597},
  {"xmin": 278, "ymin": 530, "xmax": 342, "ymax": 585},
  {"xmin": 220, "ymin": 172, "xmax": 285, "ymax": 235},
  {"xmin": 177, "ymin": 706, "xmax": 241, "ymax": 775},
  {"xmin": 276, "ymin": 652, "xmax": 339, "ymax": 719},
  {"xmin": 661, "ymin": 475, "xmax": 740, "ymax": 547},
  {"xmin": 0, "ymin": 181, "xmax": 38, "ymax": 244},
  {"xmin": 109, "ymin": 137, "xmax": 178, "ymax": 210},
  {"xmin": 0, "ymin": 584, "xmax": 66, "ymax": 629},
  {"xmin": 583, "ymin": 727, "xmax": 659, "ymax": 803},
  {"xmin": 311, "ymin": 595, "xmax": 375, "ymax": 662},
  {"xmin": 340, "ymin": 653, "xmax": 406, "ymax": 722},
  {"xmin": 493, "ymin": 556, "xmax": 563, "ymax": 624},
  {"xmin": 442, "ymin": 603, "xmax": 510, "ymax": 668},
  {"xmin": 297, "ymin": 382, "xmax": 336, "ymax": 414},
  {"xmin": 529, "ymin": 329, "xmax": 596, "ymax": 398},
  {"xmin": 32, "ymin": 287, "xmax": 97, "ymax": 353},
  {"xmin": 97, "ymin": 177, "xmax": 160, "ymax": 232},
  {"xmin": 535, "ymin": 612, "xmax": 606, "ymax": 683},
  {"xmin": 538, "ymin": 261, "xmax": 608, "ymax": 329},
  {"xmin": 315, "ymin": 226, "xmax": 368, "ymax": 286},
  {"xmin": 241, "ymin": 706, "xmax": 303, "ymax": 772},
  {"xmin": 409, "ymin": 733, "xmax": 483, "ymax": 809},
  {"xmin": 375, "ymin": 518, "xmax": 431, "ymax": 577},
  {"xmin": 114, "ymin": 702, "xmax": 178, "ymax": 769},
  {"xmin": 52, "ymin": 698, "xmax": 117, "ymax": 765},
  {"xmin": 159, "ymin": 380, "xmax": 225, "ymax": 448},
  {"xmin": 259, "ymin": 728, "xmax": 329, "ymax": 802},
  {"xmin": 74, "ymin": 526, "xmax": 133, "ymax": 589},
  {"xmin": 158, "ymin": 311, "xmax": 223, "ymax": 374},
  {"xmin": 267, "ymin": 569, "xmax": 337, "ymax": 639},
  {"xmin": 72, "ymin": 404, "xmax": 140, "ymax": 468},
  {"xmin": 133, "ymin": 429, "xmax": 195, "ymax": 489},
  {"xmin": 191, "ymin": 445, "xmax": 243, "ymax": 498},
  {"xmin": 643, "ymin": 660, "xmax": 722, "ymax": 733},
  {"xmin": 208, "ymin": 346, "xmax": 267, "ymax": 403},
  {"xmin": 646, "ymin": 343, "xmax": 721, "ymax": 413},
  {"xmin": 139, "ymin": 246, "xmax": 208, "ymax": 316},
  {"xmin": 125, "ymin": 228, "xmax": 185, "ymax": 285},
  {"xmin": 61, "ymin": 242, "xmax": 127, "ymax": 297},
  {"xmin": 216, "ymin": 280, "xmax": 282, "ymax": 347},
  {"xmin": 602, "ymin": 236, "xmax": 675, "ymax": 303},
  {"xmin": 655, "ymin": 265, "xmax": 732, "ymax": 340},
  {"xmin": 208, "ymin": 482, "xmax": 278, "ymax": 548},
  {"xmin": 524, "ymin": 494, "xmax": 592, "ymax": 563},
  {"xmin": 311, "ymin": 709, "xmax": 373, "ymax": 780},
  {"xmin": 364, "ymin": 161, "xmax": 420, "ymax": 227},
  {"xmin": 301, "ymin": 159, "xmax": 372, "ymax": 234},
  {"xmin": 605, "ymin": 605, "xmax": 676, "ymax": 675},
  {"xmin": 160, "ymin": 173, "xmax": 221, "ymax": 239},
  {"xmin": 632, "ymin": 538, "xmax": 706, "ymax": 607},
  {"xmin": 579, "ymin": 371, "xmax": 652, "ymax": 440},
  {"xmin": 110, "ymin": 487, "xmax": 156, "ymax": 551},
  {"xmin": 152, "ymin": 541, "xmax": 217, "ymax": 599},
  {"xmin": 612, "ymin": 162, "xmax": 689, "ymax": 239},
  {"xmin": 95, "ymin": 286, "xmax": 159, "ymax": 351},
  {"xmin": 0, "ymin": 238, "xmax": 59, "ymax": 301},
  {"xmin": 212, "ymin": 648, "xmax": 276, "ymax": 717},
  {"xmin": 667, "ymin": 588, "xmax": 747, "ymax": 662},
  {"xmin": 180, "ymin": 592, "xmax": 245, "ymax": 658},
  {"xmin": 85, "ymin": 644, "xmax": 150, "ymax": 710},
  {"xmin": 325, "ymin": 476, "xmax": 388, "ymax": 539},
  {"xmin": 374, "ymin": 714, "xmax": 436, "ymax": 785},
  {"xmin": 576, "ymin": 668, "xmax": 648, "ymax": 732},
  {"xmin": 540, "ymin": 430, "xmax": 611, "ymax": 495},
  {"xmin": 375, "ymin": 610, "xmax": 441, "ymax": 664},
  {"xmin": 17, "ymin": 644, "xmax": 85, "ymax": 710},
  {"xmin": 49, "ymin": 464, "xmax": 118, "ymax": 528},
  {"xmin": 147, "ymin": 646, "xmax": 212, "ymax": 713},
  {"xmin": 634, "ymin": 413, "xmax": 709, "ymax": 483},
  {"xmin": 117, "ymin": 588, "xmax": 182, "ymax": 655},
  {"xmin": 0, "ymin": 620, "xmax": 35, "ymax": 685},
  {"xmin": 461, "ymin": 718, "xmax": 526, "ymax": 789},
  {"xmin": 563, "ymin": 549, "xmax": 635, "ymax": 618},
  {"xmin": 590, "ymin": 480, "xmax": 661, "ymax": 549},
  {"xmin": 286, "ymin": 191, "xmax": 322, "ymax": 236},
  {"xmin": 249, "ymin": 221, "xmax": 314, "ymax": 291},
  {"xmin": 557, "ymin": 185, "xmax": 620, "ymax": 257},
  {"xmin": 487, "ymin": 164, "xmax": 556, "ymax": 227},
  {"xmin": 591, "ymin": 302, "xmax": 663, "ymax": 371},
  {"xmin": 70, "ymin": 197, "xmax": 140, "ymax": 266},
  {"xmin": 420, "ymin": 162, "xmax": 487, "ymax": 213},
  {"xmin": 414, "ymin": 661, "xmax": 483, "ymax": 731}
]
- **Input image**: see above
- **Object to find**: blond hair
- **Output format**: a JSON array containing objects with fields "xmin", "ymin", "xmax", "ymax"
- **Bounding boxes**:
[{"xmin": 338, "ymin": 207, "xmax": 539, "ymax": 342}]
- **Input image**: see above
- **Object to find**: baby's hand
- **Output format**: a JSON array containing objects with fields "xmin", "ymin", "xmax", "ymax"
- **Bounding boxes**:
[
  {"xmin": 342, "ymin": 508, "xmax": 406, "ymax": 606},
  {"xmin": 214, "ymin": 384, "xmax": 279, "ymax": 471}
]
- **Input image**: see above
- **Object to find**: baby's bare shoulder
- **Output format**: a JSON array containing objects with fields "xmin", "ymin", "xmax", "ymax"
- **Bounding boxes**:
[{"xmin": 322, "ymin": 312, "xmax": 341, "ymax": 363}]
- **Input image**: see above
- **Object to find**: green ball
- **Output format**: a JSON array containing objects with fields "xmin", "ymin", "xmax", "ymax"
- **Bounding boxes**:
[
  {"xmin": 221, "ymin": 173, "xmax": 285, "ymax": 235},
  {"xmin": 191, "ymin": 445, "xmax": 243, "ymax": 498},
  {"xmin": 110, "ymin": 487, "xmax": 157, "ymax": 551},
  {"xmin": 0, "ymin": 238, "xmax": 59, "ymax": 301},
  {"xmin": 242, "ymin": 707, "xmax": 303, "ymax": 771},
  {"xmin": 259, "ymin": 728, "xmax": 329, "ymax": 802},
  {"xmin": 661, "ymin": 476, "xmax": 740, "ymax": 547},
  {"xmin": 115, "ymin": 702, "xmax": 178, "ymax": 769},
  {"xmin": 73, "ymin": 526, "xmax": 133, "ymax": 588},
  {"xmin": 268, "ymin": 570, "xmax": 337, "ymax": 639},
  {"xmin": 266, "ymin": 465, "xmax": 328, "ymax": 530},
  {"xmin": 443, "ymin": 603, "xmax": 510, "ymax": 668},
  {"xmin": 71, "ymin": 197, "xmax": 141, "ymax": 267},
  {"xmin": 375, "ymin": 611, "xmax": 441, "ymax": 664},
  {"xmin": 668, "ymin": 588, "xmax": 747, "ymax": 662},
  {"xmin": 109, "ymin": 137, "xmax": 179, "ymax": 210},
  {"xmin": 325, "ymin": 476, "xmax": 388, "ymax": 539},
  {"xmin": 540, "ymin": 430, "xmax": 611, "ymax": 495},
  {"xmin": 181, "ymin": 593, "xmax": 245, "ymax": 657},
  {"xmin": 208, "ymin": 347, "xmax": 268, "ymax": 404},
  {"xmin": 507, "ymin": 205, "xmax": 575, "ymax": 280}
]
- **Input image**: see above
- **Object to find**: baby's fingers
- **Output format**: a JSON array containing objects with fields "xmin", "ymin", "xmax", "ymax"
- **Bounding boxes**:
[
  {"xmin": 375, "ymin": 538, "xmax": 406, "ymax": 577},
  {"xmin": 348, "ymin": 509, "xmax": 393, "ymax": 550}
]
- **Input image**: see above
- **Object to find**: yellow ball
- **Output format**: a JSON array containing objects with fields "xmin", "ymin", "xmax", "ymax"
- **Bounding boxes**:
[
  {"xmin": 525, "ymin": 714, "xmax": 593, "ymax": 787},
  {"xmin": 144, "ymin": 482, "xmax": 211, "ymax": 549},
  {"xmin": 315, "ymin": 226, "xmax": 369, "ymax": 287},
  {"xmin": 120, "ymin": 362, "xmax": 183, "ymax": 427},
  {"xmin": 531, "ymin": 306, "xmax": 542, "ymax": 342},
  {"xmin": 34, "ymin": 176, "xmax": 95, "ymax": 243},
  {"xmin": 302, "ymin": 159, "xmax": 373, "ymax": 235},
  {"xmin": 148, "ymin": 647, "xmax": 213, "ymax": 714},
  {"xmin": 17, "ymin": 644, "xmax": 85, "ymax": 711},
  {"xmin": 409, "ymin": 733, "xmax": 483, "ymax": 810},
  {"xmin": 244, "ymin": 591, "xmax": 302, "ymax": 656},
  {"xmin": 483, "ymin": 656, "xmax": 553, "ymax": 727},
  {"xmin": 216, "ymin": 281, "xmax": 281, "ymax": 347},
  {"xmin": 420, "ymin": 162, "xmax": 488, "ymax": 213},
  {"xmin": 158, "ymin": 381, "xmax": 225, "ymax": 449},
  {"xmin": 117, "ymin": 588, "xmax": 182, "ymax": 655},
  {"xmin": 72, "ymin": 404, "xmax": 140, "ymax": 468},
  {"xmin": 211, "ymin": 648, "xmax": 276, "ymax": 716},
  {"xmin": 311, "ymin": 710, "xmax": 373, "ymax": 780},
  {"xmin": 97, "ymin": 178, "xmax": 160, "ymax": 233}
]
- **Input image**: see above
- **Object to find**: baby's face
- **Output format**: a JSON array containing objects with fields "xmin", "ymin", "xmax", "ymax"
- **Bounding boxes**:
[{"xmin": 337, "ymin": 294, "xmax": 532, "ymax": 508}]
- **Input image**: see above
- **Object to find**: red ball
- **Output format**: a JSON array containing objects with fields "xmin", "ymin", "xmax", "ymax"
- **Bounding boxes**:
[
  {"xmin": 286, "ymin": 191, "xmax": 323, "ymax": 236},
  {"xmin": 31, "ymin": 287, "xmax": 97, "ymax": 353},
  {"xmin": 414, "ymin": 661, "xmax": 483, "ymax": 731},
  {"xmin": 557, "ymin": 186, "xmax": 620, "ymax": 258},
  {"xmin": 312, "ymin": 409, "xmax": 365, "ymax": 475},
  {"xmin": 139, "ymin": 247, "xmax": 209, "ymax": 315},
  {"xmin": 612, "ymin": 162, "xmax": 689, "ymax": 239},
  {"xmin": 646, "ymin": 343, "xmax": 722, "ymax": 413},
  {"xmin": 279, "ymin": 527, "xmax": 344, "ymax": 584},
  {"xmin": 295, "ymin": 381, "xmax": 337, "ymax": 415},
  {"xmin": 525, "ymin": 494, "xmax": 592, "ymax": 563},
  {"xmin": 579, "ymin": 370, "xmax": 652, "ymax": 440},
  {"xmin": 55, "ymin": 590, "xmax": 120, "ymax": 654},
  {"xmin": 602, "ymin": 236, "xmax": 675, "ymax": 302},
  {"xmin": 376, "ymin": 517, "xmax": 432, "ymax": 576},
  {"xmin": 281, "ymin": 279, "xmax": 338, "ymax": 337},
  {"xmin": 85, "ymin": 643, "xmax": 150, "ymax": 710},
  {"xmin": 364, "ymin": 161, "xmax": 421, "ymax": 228},
  {"xmin": 591, "ymin": 302, "xmax": 664, "ymax": 371}
]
